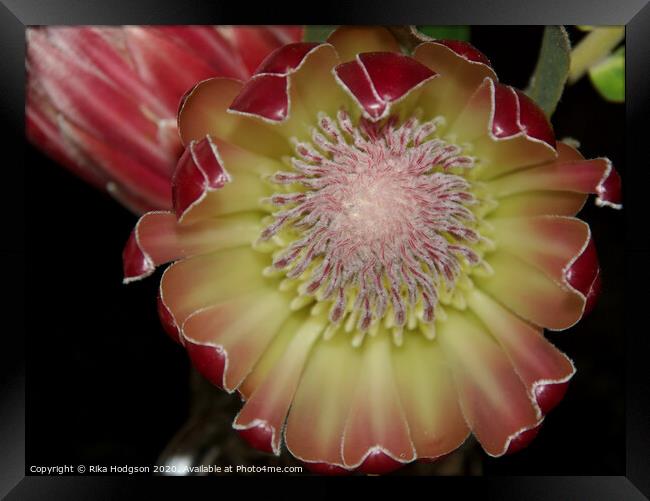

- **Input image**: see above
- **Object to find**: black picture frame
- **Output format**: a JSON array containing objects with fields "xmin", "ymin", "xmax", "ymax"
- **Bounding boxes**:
[{"xmin": 2, "ymin": 0, "xmax": 649, "ymax": 498}]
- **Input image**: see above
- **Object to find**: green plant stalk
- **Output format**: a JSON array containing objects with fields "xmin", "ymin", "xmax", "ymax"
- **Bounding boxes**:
[
  {"xmin": 568, "ymin": 26, "xmax": 624, "ymax": 84},
  {"xmin": 525, "ymin": 26, "xmax": 571, "ymax": 118}
]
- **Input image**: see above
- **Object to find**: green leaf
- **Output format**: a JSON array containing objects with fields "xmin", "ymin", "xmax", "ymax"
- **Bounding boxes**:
[
  {"xmin": 303, "ymin": 26, "xmax": 337, "ymax": 42},
  {"xmin": 589, "ymin": 46, "xmax": 625, "ymax": 102},
  {"xmin": 416, "ymin": 26, "xmax": 470, "ymax": 41},
  {"xmin": 525, "ymin": 26, "xmax": 571, "ymax": 117}
]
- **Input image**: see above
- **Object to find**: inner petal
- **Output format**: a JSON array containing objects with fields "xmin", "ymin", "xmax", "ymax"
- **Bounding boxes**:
[{"xmin": 259, "ymin": 110, "xmax": 488, "ymax": 345}]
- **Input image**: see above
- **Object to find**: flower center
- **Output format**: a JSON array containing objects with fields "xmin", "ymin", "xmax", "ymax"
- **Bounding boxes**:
[{"xmin": 261, "ymin": 110, "xmax": 488, "ymax": 346}]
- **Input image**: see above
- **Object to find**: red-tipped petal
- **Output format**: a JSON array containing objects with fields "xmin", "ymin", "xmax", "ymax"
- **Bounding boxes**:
[
  {"xmin": 359, "ymin": 52, "xmax": 436, "ymax": 103},
  {"xmin": 437, "ymin": 311, "xmax": 540, "ymax": 457},
  {"xmin": 159, "ymin": 248, "xmax": 268, "ymax": 333},
  {"xmin": 565, "ymin": 237, "xmax": 599, "ymax": 300},
  {"xmin": 432, "ymin": 39, "xmax": 491, "ymax": 66},
  {"xmin": 122, "ymin": 228, "xmax": 154, "ymax": 282},
  {"xmin": 255, "ymin": 42, "xmax": 321, "ymax": 75},
  {"xmin": 121, "ymin": 211, "xmax": 259, "ymax": 285},
  {"xmin": 182, "ymin": 290, "xmax": 293, "ymax": 393},
  {"xmin": 467, "ymin": 289, "xmax": 575, "ymax": 417},
  {"xmin": 234, "ymin": 315, "xmax": 325, "ymax": 455},
  {"xmin": 342, "ymin": 334, "xmax": 415, "ymax": 469},
  {"xmin": 505, "ymin": 424, "xmax": 541, "ymax": 455},
  {"xmin": 237, "ymin": 423, "xmax": 275, "ymax": 454},
  {"xmin": 534, "ymin": 381, "xmax": 570, "ymax": 415},
  {"xmin": 335, "ymin": 59, "xmax": 387, "ymax": 120},
  {"xmin": 478, "ymin": 251, "xmax": 585, "ymax": 331},
  {"xmin": 157, "ymin": 292, "xmax": 181, "ymax": 345},
  {"xmin": 357, "ymin": 450, "xmax": 406, "ymax": 475},
  {"xmin": 597, "ymin": 166, "xmax": 622, "ymax": 207},
  {"xmin": 492, "ymin": 83, "xmax": 520, "ymax": 138},
  {"xmin": 490, "ymin": 84, "xmax": 555, "ymax": 148},
  {"xmin": 185, "ymin": 341, "xmax": 226, "ymax": 389},
  {"xmin": 228, "ymin": 74, "xmax": 289, "ymax": 122},
  {"xmin": 393, "ymin": 336, "xmax": 470, "ymax": 460},
  {"xmin": 335, "ymin": 52, "xmax": 435, "ymax": 121},
  {"xmin": 514, "ymin": 89, "xmax": 555, "ymax": 148},
  {"xmin": 172, "ymin": 136, "xmax": 231, "ymax": 220}
]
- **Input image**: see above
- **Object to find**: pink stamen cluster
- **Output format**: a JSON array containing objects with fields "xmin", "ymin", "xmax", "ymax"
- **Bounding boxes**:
[{"xmin": 262, "ymin": 111, "xmax": 482, "ymax": 332}]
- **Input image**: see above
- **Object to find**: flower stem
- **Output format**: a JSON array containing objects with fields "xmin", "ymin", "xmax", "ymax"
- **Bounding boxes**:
[{"xmin": 568, "ymin": 27, "xmax": 624, "ymax": 84}]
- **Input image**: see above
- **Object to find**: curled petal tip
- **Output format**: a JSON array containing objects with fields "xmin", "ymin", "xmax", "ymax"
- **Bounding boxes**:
[
  {"xmin": 565, "ymin": 238, "xmax": 600, "ymax": 314},
  {"xmin": 514, "ymin": 89, "xmax": 556, "ymax": 148},
  {"xmin": 505, "ymin": 424, "xmax": 542, "ymax": 455},
  {"xmin": 185, "ymin": 341, "xmax": 226, "ymax": 390},
  {"xmin": 228, "ymin": 73, "xmax": 289, "ymax": 122},
  {"xmin": 156, "ymin": 293, "xmax": 181, "ymax": 345},
  {"xmin": 491, "ymin": 84, "xmax": 555, "ymax": 148},
  {"xmin": 597, "ymin": 165, "xmax": 623, "ymax": 208},
  {"xmin": 357, "ymin": 449, "xmax": 406, "ymax": 475},
  {"xmin": 236, "ymin": 422, "xmax": 276, "ymax": 455},
  {"xmin": 304, "ymin": 462, "xmax": 353, "ymax": 476},
  {"xmin": 335, "ymin": 52, "xmax": 435, "ymax": 121},
  {"xmin": 433, "ymin": 39, "xmax": 492, "ymax": 66},
  {"xmin": 535, "ymin": 381, "xmax": 570, "ymax": 415},
  {"xmin": 492, "ymin": 83, "xmax": 521, "ymax": 139},
  {"xmin": 172, "ymin": 136, "xmax": 230, "ymax": 221},
  {"xmin": 122, "ymin": 228, "xmax": 153, "ymax": 283},
  {"xmin": 255, "ymin": 42, "xmax": 321, "ymax": 75}
]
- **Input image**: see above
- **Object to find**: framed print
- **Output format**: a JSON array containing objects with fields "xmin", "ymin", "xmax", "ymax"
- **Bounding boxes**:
[{"xmin": 2, "ymin": 0, "xmax": 649, "ymax": 498}]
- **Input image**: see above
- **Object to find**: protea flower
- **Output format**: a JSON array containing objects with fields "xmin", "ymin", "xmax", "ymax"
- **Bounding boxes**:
[
  {"xmin": 122, "ymin": 26, "xmax": 622, "ymax": 474},
  {"xmin": 26, "ymin": 25, "xmax": 303, "ymax": 213}
]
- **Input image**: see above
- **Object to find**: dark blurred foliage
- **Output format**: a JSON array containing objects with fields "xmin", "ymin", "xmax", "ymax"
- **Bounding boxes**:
[{"xmin": 26, "ymin": 26, "xmax": 624, "ymax": 476}]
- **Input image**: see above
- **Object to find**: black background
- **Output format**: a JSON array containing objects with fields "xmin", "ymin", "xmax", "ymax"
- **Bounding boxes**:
[{"xmin": 25, "ymin": 26, "xmax": 625, "ymax": 475}]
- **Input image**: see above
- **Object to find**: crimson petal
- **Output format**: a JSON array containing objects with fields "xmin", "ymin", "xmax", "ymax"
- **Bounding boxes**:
[
  {"xmin": 172, "ymin": 136, "xmax": 231, "ymax": 221},
  {"xmin": 185, "ymin": 341, "xmax": 227, "ymax": 389},
  {"xmin": 228, "ymin": 74, "xmax": 289, "ymax": 122},
  {"xmin": 597, "ymin": 166, "xmax": 623, "ymax": 207},
  {"xmin": 122, "ymin": 228, "xmax": 154, "ymax": 282},
  {"xmin": 515, "ymin": 89, "xmax": 555, "ymax": 148},
  {"xmin": 492, "ymin": 83, "xmax": 520, "ymax": 138},
  {"xmin": 237, "ymin": 423, "xmax": 275, "ymax": 455},
  {"xmin": 335, "ymin": 52, "xmax": 436, "ymax": 121},
  {"xmin": 565, "ymin": 237, "xmax": 601, "ymax": 315},
  {"xmin": 356, "ymin": 449, "xmax": 406, "ymax": 475},
  {"xmin": 335, "ymin": 60, "xmax": 386, "ymax": 119},
  {"xmin": 491, "ymin": 83, "xmax": 555, "ymax": 149},
  {"xmin": 505, "ymin": 424, "xmax": 542, "ymax": 455},
  {"xmin": 534, "ymin": 381, "xmax": 570, "ymax": 415}
]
